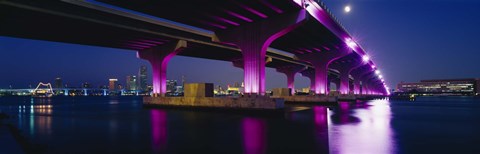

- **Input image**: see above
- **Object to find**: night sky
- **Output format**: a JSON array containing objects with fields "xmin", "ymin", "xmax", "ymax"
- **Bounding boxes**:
[{"xmin": 1, "ymin": 0, "xmax": 479, "ymax": 90}]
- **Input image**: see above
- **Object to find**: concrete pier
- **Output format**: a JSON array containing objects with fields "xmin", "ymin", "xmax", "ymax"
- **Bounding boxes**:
[
  {"xmin": 272, "ymin": 95, "xmax": 337, "ymax": 105},
  {"xmin": 144, "ymin": 96, "xmax": 284, "ymax": 110}
]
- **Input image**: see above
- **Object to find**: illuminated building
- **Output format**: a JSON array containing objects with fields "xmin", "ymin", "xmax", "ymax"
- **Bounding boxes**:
[
  {"xmin": 82, "ymin": 82, "xmax": 91, "ymax": 88},
  {"xmin": 126, "ymin": 75, "xmax": 137, "ymax": 91},
  {"xmin": 138, "ymin": 65, "xmax": 148, "ymax": 91},
  {"xmin": 108, "ymin": 79, "xmax": 118, "ymax": 91},
  {"xmin": 166, "ymin": 80, "xmax": 177, "ymax": 93},
  {"xmin": 54, "ymin": 77, "xmax": 63, "ymax": 88},
  {"xmin": 396, "ymin": 78, "xmax": 480, "ymax": 95}
]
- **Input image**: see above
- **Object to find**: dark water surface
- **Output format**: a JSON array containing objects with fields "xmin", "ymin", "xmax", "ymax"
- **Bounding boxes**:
[{"xmin": 1, "ymin": 96, "xmax": 480, "ymax": 154}]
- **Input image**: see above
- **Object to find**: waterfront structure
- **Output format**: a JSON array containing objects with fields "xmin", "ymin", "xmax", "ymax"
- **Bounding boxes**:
[
  {"xmin": 126, "ymin": 75, "xmax": 137, "ymax": 91},
  {"xmin": 396, "ymin": 78, "xmax": 480, "ymax": 95},
  {"xmin": 108, "ymin": 79, "xmax": 118, "ymax": 91},
  {"xmin": 1, "ymin": 0, "xmax": 389, "ymax": 99},
  {"xmin": 138, "ymin": 66, "xmax": 148, "ymax": 91}
]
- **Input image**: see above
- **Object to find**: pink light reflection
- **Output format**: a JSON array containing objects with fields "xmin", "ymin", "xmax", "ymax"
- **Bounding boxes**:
[
  {"xmin": 329, "ymin": 100, "xmax": 396, "ymax": 153},
  {"xmin": 242, "ymin": 118, "xmax": 267, "ymax": 154},
  {"xmin": 313, "ymin": 106, "xmax": 329, "ymax": 153},
  {"xmin": 151, "ymin": 109, "xmax": 167, "ymax": 153}
]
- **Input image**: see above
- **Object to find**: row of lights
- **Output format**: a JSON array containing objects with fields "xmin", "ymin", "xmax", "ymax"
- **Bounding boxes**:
[{"xmin": 346, "ymin": 38, "xmax": 389, "ymax": 95}]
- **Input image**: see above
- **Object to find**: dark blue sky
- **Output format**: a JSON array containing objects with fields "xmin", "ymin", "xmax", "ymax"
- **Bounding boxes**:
[{"xmin": 1, "ymin": 0, "xmax": 480, "ymax": 89}]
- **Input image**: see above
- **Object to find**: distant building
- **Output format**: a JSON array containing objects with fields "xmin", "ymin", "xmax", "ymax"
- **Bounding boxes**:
[
  {"xmin": 396, "ymin": 78, "xmax": 480, "ymax": 95},
  {"xmin": 166, "ymin": 80, "xmax": 177, "ymax": 93},
  {"xmin": 126, "ymin": 75, "xmax": 137, "ymax": 91},
  {"xmin": 138, "ymin": 65, "xmax": 148, "ymax": 91},
  {"xmin": 82, "ymin": 82, "xmax": 91, "ymax": 88},
  {"xmin": 54, "ymin": 77, "xmax": 63, "ymax": 89},
  {"xmin": 109, "ymin": 79, "xmax": 118, "ymax": 91}
]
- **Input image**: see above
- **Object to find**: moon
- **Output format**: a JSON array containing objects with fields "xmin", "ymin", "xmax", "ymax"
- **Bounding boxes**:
[{"xmin": 344, "ymin": 5, "xmax": 351, "ymax": 13}]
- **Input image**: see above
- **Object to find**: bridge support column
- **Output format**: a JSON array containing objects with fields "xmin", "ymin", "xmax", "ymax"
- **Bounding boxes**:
[
  {"xmin": 351, "ymin": 65, "xmax": 374, "ymax": 95},
  {"xmin": 216, "ymin": 10, "xmax": 306, "ymax": 95},
  {"xmin": 298, "ymin": 50, "xmax": 351, "ymax": 95},
  {"xmin": 329, "ymin": 53, "xmax": 362, "ymax": 94},
  {"xmin": 362, "ymin": 74, "xmax": 377, "ymax": 95},
  {"xmin": 276, "ymin": 66, "xmax": 306, "ymax": 95},
  {"xmin": 301, "ymin": 69, "xmax": 316, "ymax": 93},
  {"xmin": 138, "ymin": 40, "xmax": 187, "ymax": 97}
]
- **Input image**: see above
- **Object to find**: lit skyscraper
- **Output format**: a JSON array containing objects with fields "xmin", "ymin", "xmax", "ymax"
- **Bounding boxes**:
[
  {"xmin": 126, "ymin": 75, "xmax": 137, "ymax": 91},
  {"xmin": 138, "ymin": 65, "xmax": 147, "ymax": 91},
  {"xmin": 109, "ymin": 79, "xmax": 118, "ymax": 91},
  {"xmin": 54, "ymin": 77, "xmax": 63, "ymax": 89}
]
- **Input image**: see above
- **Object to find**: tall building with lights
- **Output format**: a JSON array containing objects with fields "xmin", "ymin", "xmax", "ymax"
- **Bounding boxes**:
[
  {"xmin": 109, "ymin": 79, "xmax": 118, "ymax": 91},
  {"xmin": 126, "ymin": 75, "xmax": 137, "ymax": 91},
  {"xmin": 54, "ymin": 77, "xmax": 63, "ymax": 89},
  {"xmin": 138, "ymin": 65, "xmax": 148, "ymax": 91}
]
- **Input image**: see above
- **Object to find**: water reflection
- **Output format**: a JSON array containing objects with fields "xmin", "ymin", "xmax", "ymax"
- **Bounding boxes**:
[
  {"xmin": 330, "ymin": 102, "xmax": 361, "ymax": 124},
  {"xmin": 151, "ymin": 109, "xmax": 168, "ymax": 153},
  {"xmin": 313, "ymin": 106, "xmax": 329, "ymax": 153},
  {"xmin": 329, "ymin": 100, "xmax": 396, "ymax": 154},
  {"xmin": 242, "ymin": 117, "xmax": 267, "ymax": 154}
]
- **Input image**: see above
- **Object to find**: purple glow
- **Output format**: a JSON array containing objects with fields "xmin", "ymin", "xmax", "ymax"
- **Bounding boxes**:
[
  {"xmin": 242, "ymin": 118, "xmax": 266, "ymax": 154},
  {"xmin": 138, "ymin": 40, "xmax": 185, "ymax": 95},
  {"xmin": 151, "ymin": 110, "xmax": 167, "ymax": 153},
  {"xmin": 137, "ymin": 39, "xmax": 165, "ymax": 44},
  {"xmin": 330, "ymin": 100, "xmax": 395, "ymax": 153},
  {"xmin": 202, "ymin": 21, "xmax": 227, "ymax": 29},
  {"xmin": 323, "ymin": 46, "xmax": 331, "ymax": 51},
  {"xmin": 362, "ymin": 55, "xmax": 370, "ymax": 62},
  {"xmin": 314, "ymin": 64, "xmax": 328, "ymax": 94},
  {"xmin": 125, "ymin": 43, "xmax": 152, "ymax": 48},
  {"xmin": 314, "ymin": 106, "xmax": 327, "ymax": 125},
  {"xmin": 345, "ymin": 38, "xmax": 357, "ymax": 50},
  {"xmin": 224, "ymin": 10, "xmax": 253, "ymax": 22},
  {"xmin": 237, "ymin": 3, "xmax": 268, "ymax": 18},
  {"xmin": 260, "ymin": 0, "xmax": 284, "ymax": 13},
  {"xmin": 240, "ymin": 11, "xmax": 306, "ymax": 94},
  {"xmin": 210, "ymin": 15, "xmax": 240, "ymax": 26},
  {"xmin": 126, "ymin": 41, "xmax": 157, "ymax": 46}
]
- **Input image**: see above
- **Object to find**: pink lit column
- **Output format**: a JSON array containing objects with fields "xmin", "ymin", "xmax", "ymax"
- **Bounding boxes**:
[
  {"xmin": 216, "ymin": 10, "xmax": 306, "ymax": 95},
  {"xmin": 351, "ymin": 65, "xmax": 372, "ymax": 95},
  {"xmin": 331, "ymin": 65, "xmax": 361, "ymax": 94},
  {"xmin": 362, "ymin": 72, "xmax": 375, "ymax": 95},
  {"xmin": 138, "ymin": 40, "xmax": 187, "ymax": 96},
  {"xmin": 298, "ymin": 50, "xmax": 351, "ymax": 95},
  {"xmin": 276, "ymin": 65, "xmax": 306, "ymax": 95}
]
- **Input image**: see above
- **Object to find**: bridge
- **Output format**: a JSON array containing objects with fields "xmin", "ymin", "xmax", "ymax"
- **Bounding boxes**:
[{"xmin": 1, "ymin": 0, "xmax": 388, "ymax": 108}]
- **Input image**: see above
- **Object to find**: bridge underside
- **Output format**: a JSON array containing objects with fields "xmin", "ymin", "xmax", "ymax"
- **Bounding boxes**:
[{"xmin": 0, "ymin": 0, "xmax": 387, "ymax": 96}]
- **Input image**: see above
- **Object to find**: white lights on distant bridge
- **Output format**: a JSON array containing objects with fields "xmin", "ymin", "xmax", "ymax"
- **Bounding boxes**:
[{"xmin": 375, "ymin": 70, "xmax": 381, "ymax": 75}]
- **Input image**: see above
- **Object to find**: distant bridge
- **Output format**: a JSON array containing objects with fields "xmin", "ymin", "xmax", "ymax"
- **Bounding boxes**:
[{"xmin": 0, "ymin": 0, "xmax": 388, "ymax": 96}]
